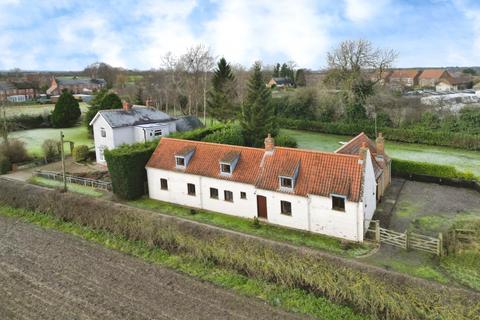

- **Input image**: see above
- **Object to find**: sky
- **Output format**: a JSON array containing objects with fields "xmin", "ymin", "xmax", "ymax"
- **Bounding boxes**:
[{"xmin": 0, "ymin": 0, "xmax": 480, "ymax": 71}]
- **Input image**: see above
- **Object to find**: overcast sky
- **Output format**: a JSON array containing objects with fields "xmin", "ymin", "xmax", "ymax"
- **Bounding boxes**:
[{"xmin": 0, "ymin": 0, "xmax": 479, "ymax": 70}]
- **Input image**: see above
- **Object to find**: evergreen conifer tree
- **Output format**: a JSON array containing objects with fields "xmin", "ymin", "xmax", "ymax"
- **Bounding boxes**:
[
  {"xmin": 84, "ymin": 90, "xmax": 122, "ymax": 135},
  {"xmin": 134, "ymin": 87, "xmax": 144, "ymax": 105},
  {"xmin": 240, "ymin": 62, "xmax": 277, "ymax": 147},
  {"xmin": 51, "ymin": 90, "xmax": 81, "ymax": 128},
  {"xmin": 207, "ymin": 58, "xmax": 237, "ymax": 123}
]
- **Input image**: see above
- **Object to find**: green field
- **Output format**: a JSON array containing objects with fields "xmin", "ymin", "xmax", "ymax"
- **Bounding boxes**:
[
  {"xmin": 3, "ymin": 102, "xmax": 89, "ymax": 118},
  {"xmin": 282, "ymin": 129, "xmax": 480, "ymax": 176},
  {"xmin": 10, "ymin": 126, "xmax": 93, "ymax": 156}
]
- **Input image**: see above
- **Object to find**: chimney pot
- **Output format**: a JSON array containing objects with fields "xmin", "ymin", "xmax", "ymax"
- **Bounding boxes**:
[
  {"xmin": 264, "ymin": 133, "xmax": 275, "ymax": 152},
  {"xmin": 122, "ymin": 101, "xmax": 132, "ymax": 111},
  {"xmin": 376, "ymin": 132, "xmax": 385, "ymax": 157}
]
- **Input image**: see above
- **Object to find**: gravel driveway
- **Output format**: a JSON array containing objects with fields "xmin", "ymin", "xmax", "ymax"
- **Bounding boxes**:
[{"xmin": 0, "ymin": 216, "xmax": 308, "ymax": 320}]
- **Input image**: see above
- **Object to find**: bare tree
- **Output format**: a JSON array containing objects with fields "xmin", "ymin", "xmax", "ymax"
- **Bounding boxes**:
[
  {"xmin": 181, "ymin": 44, "xmax": 214, "ymax": 118},
  {"xmin": 326, "ymin": 39, "xmax": 397, "ymax": 84}
]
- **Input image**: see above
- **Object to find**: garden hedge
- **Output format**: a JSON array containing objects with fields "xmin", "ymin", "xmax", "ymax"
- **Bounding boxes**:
[
  {"xmin": 104, "ymin": 140, "xmax": 158, "ymax": 200},
  {"xmin": 391, "ymin": 158, "xmax": 477, "ymax": 181},
  {"xmin": 169, "ymin": 124, "xmax": 226, "ymax": 141},
  {"xmin": 0, "ymin": 179, "xmax": 479, "ymax": 320},
  {"xmin": 278, "ymin": 117, "xmax": 480, "ymax": 151}
]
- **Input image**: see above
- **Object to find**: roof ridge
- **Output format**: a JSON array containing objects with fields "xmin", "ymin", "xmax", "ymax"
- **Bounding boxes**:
[
  {"xmin": 334, "ymin": 132, "xmax": 367, "ymax": 153},
  {"xmin": 162, "ymin": 137, "xmax": 360, "ymax": 159}
]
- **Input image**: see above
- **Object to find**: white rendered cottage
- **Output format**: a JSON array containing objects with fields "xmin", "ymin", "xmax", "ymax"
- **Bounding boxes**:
[
  {"xmin": 146, "ymin": 135, "xmax": 378, "ymax": 242},
  {"xmin": 89, "ymin": 102, "xmax": 201, "ymax": 164}
]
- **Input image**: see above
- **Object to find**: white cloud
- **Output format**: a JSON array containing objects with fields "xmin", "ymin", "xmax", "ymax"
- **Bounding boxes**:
[
  {"xmin": 203, "ymin": 0, "xmax": 333, "ymax": 68},
  {"xmin": 344, "ymin": 0, "xmax": 389, "ymax": 23},
  {"xmin": 453, "ymin": 0, "xmax": 480, "ymax": 60}
]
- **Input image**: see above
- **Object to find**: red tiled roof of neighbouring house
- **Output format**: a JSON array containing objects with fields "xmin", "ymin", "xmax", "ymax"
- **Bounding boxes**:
[
  {"xmin": 418, "ymin": 69, "xmax": 448, "ymax": 79},
  {"xmin": 147, "ymin": 138, "xmax": 364, "ymax": 201},
  {"xmin": 335, "ymin": 132, "xmax": 388, "ymax": 179},
  {"xmin": 390, "ymin": 70, "xmax": 420, "ymax": 79}
]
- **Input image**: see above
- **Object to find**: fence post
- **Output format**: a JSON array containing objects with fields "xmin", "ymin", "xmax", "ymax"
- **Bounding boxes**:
[
  {"xmin": 438, "ymin": 232, "xmax": 443, "ymax": 256},
  {"xmin": 375, "ymin": 220, "xmax": 380, "ymax": 243},
  {"xmin": 405, "ymin": 230, "xmax": 410, "ymax": 250}
]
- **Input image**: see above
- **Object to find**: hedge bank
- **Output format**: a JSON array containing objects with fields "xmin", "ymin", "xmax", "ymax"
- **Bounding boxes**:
[
  {"xmin": 278, "ymin": 117, "xmax": 480, "ymax": 151},
  {"xmin": 0, "ymin": 179, "xmax": 478, "ymax": 320},
  {"xmin": 392, "ymin": 158, "xmax": 477, "ymax": 181}
]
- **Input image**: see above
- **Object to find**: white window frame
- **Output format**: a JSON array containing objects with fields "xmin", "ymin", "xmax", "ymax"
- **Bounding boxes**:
[
  {"xmin": 331, "ymin": 194, "xmax": 346, "ymax": 212},
  {"xmin": 100, "ymin": 127, "xmax": 106, "ymax": 138}
]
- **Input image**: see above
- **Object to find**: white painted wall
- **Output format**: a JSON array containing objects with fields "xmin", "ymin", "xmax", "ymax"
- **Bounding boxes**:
[
  {"xmin": 362, "ymin": 151, "xmax": 377, "ymax": 235},
  {"xmin": 91, "ymin": 113, "xmax": 178, "ymax": 164},
  {"xmin": 147, "ymin": 162, "xmax": 374, "ymax": 242}
]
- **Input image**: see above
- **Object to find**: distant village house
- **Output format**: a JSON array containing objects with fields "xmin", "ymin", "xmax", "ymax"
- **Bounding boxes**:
[
  {"xmin": 0, "ymin": 81, "xmax": 37, "ymax": 102},
  {"xmin": 47, "ymin": 76, "xmax": 106, "ymax": 95},
  {"xmin": 267, "ymin": 77, "xmax": 293, "ymax": 89}
]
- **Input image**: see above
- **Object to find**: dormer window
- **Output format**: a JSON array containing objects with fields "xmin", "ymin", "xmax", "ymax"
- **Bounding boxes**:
[
  {"xmin": 219, "ymin": 151, "xmax": 240, "ymax": 176},
  {"xmin": 176, "ymin": 157, "xmax": 185, "ymax": 167},
  {"xmin": 280, "ymin": 177, "xmax": 293, "ymax": 188},
  {"xmin": 221, "ymin": 163, "xmax": 231, "ymax": 174},
  {"xmin": 175, "ymin": 146, "xmax": 195, "ymax": 169}
]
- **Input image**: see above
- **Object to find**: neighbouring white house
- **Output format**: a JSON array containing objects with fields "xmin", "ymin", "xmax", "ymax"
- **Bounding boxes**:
[
  {"xmin": 89, "ymin": 101, "xmax": 202, "ymax": 164},
  {"xmin": 146, "ymin": 133, "xmax": 386, "ymax": 242}
]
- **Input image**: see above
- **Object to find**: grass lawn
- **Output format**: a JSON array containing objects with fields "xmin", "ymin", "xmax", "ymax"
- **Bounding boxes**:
[
  {"xmin": 129, "ymin": 197, "xmax": 374, "ymax": 257},
  {"xmin": 3, "ymin": 102, "xmax": 89, "ymax": 118},
  {"xmin": 0, "ymin": 205, "xmax": 367, "ymax": 320},
  {"xmin": 282, "ymin": 129, "xmax": 480, "ymax": 177},
  {"xmin": 29, "ymin": 176, "xmax": 104, "ymax": 197},
  {"xmin": 10, "ymin": 125, "xmax": 93, "ymax": 156}
]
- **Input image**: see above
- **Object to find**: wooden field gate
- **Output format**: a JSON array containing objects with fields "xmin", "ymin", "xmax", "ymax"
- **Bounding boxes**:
[{"xmin": 368, "ymin": 220, "xmax": 443, "ymax": 256}]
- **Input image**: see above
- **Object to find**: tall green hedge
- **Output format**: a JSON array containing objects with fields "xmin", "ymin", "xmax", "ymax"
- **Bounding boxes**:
[
  {"xmin": 391, "ymin": 158, "xmax": 477, "ymax": 181},
  {"xmin": 278, "ymin": 117, "xmax": 480, "ymax": 151},
  {"xmin": 105, "ymin": 140, "xmax": 158, "ymax": 200},
  {"xmin": 169, "ymin": 124, "xmax": 226, "ymax": 141}
]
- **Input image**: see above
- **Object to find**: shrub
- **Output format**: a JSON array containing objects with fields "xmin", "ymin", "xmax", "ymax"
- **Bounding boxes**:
[
  {"xmin": 0, "ymin": 139, "xmax": 29, "ymax": 163},
  {"xmin": 41, "ymin": 139, "xmax": 60, "ymax": 159},
  {"xmin": 72, "ymin": 145, "xmax": 90, "ymax": 162},
  {"xmin": 0, "ymin": 155, "xmax": 11, "ymax": 174},
  {"xmin": 6, "ymin": 114, "xmax": 51, "ymax": 131},
  {"xmin": 51, "ymin": 90, "xmax": 81, "ymax": 128},
  {"xmin": 202, "ymin": 125, "xmax": 245, "ymax": 146},
  {"xmin": 392, "ymin": 158, "xmax": 477, "ymax": 181},
  {"xmin": 274, "ymin": 134, "xmax": 297, "ymax": 148},
  {"xmin": 169, "ymin": 124, "xmax": 225, "ymax": 141},
  {"xmin": 105, "ymin": 140, "xmax": 158, "ymax": 200}
]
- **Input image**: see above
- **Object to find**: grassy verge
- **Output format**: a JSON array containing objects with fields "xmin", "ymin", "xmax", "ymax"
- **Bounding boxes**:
[
  {"xmin": 29, "ymin": 176, "xmax": 104, "ymax": 197},
  {"xmin": 0, "ymin": 205, "xmax": 367, "ymax": 320},
  {"xmin": 129, "ymin": 197, "xmax": 373, "ymax": 257}
]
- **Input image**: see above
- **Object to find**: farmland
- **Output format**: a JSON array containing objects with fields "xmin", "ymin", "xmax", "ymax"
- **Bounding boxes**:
[{"xmin": 282, "ymin": 129, "xmax": 480, "ymax": 177}]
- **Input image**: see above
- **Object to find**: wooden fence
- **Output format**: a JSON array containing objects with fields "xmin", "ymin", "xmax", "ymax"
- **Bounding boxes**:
[
  {"xmin": 447, "ymin": 228, "xmax": 477, "ymax": 254},
  {"xmin": 35, "ymin": 170, "xmax": 112, "ymax": 191},
  {"xmin": 368, "ymin": 220, "xmax": 443, "ymax": 256}
]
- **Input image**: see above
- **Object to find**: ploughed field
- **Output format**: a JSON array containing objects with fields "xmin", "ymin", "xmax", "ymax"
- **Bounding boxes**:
[
  {"xmin": 0, "ymin": 215, "xmax": 306, "ymax": 320},
  {"xmin": 282, "ymin": 129, "xmax": 480, "ymax": 177}
]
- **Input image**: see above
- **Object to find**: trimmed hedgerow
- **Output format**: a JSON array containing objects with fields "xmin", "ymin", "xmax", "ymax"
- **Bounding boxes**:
[
  {"xmin": 278, "ymin": 117, "xmax": 480, "ymax": 151},
  {"xmin": 202, "ymin": 125, "xmax": 245, "ymax": 146},
  {"xmin": 0, "ymin": 180, "xmax": 479, "ymax": 320},
  {"xmin": 169, "ymin": 124, "xmax": 226, "ymax": 141},
  {"xmin": 104, "ymin": 140, "xmax": 158, "ymax": 200},
  {"xmin": 391, "ymin": 158, "xmax": 477, "ymax": 181},
  {"xmin": 275, "ymin": 134, "xmax": 298, "ymax": 148}
]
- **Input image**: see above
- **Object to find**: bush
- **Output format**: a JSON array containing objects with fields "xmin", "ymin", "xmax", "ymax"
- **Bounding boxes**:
[
  {"xmin": 202, "ymin": 125, "xmax": 245, "ymax": 146},
  {"xmin": 72, "ymin": 145, "xmax": 90, "ymax": 162},
  {"xmin": 6, "ymin": 114, "xmax": 51, "ymax": 131},
  {"xmin": 41, "ymin": 139, "xmax": 60, "ymax": 159},
  {"xmin": 0, "ymin": 155, "xmax": 11, "ymax": 174},
  {"xmin": 51, "ymin": 90, "xmax": 81, "ymax": 128},
  {"xmin": 105, "ymin": 140, "xmax": 158, "ymax": 200},
  {"xmin": 169, "ymin": 124, "xmax": 225, "ymax": 141},
  {"xmin": 0, "ymin": 139, "xmax": 29, "ymax": 163},
  {"xmin": 274, "ymin": 134, "xmax": 297, "ymax": 148},
  {"xmin": 392, "ymin": 158, "xmax": 476, "ymax": 181}
]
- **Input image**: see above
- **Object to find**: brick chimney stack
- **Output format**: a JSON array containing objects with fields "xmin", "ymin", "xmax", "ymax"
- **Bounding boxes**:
[
  {"xmin": 376, "ymin": 132, "xmax": 385, "ymax": 158},
  {"xmin": 264, "ymin": 133, "xmax": 275, "ymax": 153},
  {"xmin": 122, "ymin": 101, "xmax": 132, "ymax": 111},
  {"xmin": 358, "ymin": 142, "xmax": 368, "ymax": 165}
]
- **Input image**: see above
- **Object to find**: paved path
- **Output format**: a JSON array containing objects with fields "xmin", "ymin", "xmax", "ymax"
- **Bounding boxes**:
[{"xmin": 0, "ymin": 216, "xmax": 308, "ymax": 320}]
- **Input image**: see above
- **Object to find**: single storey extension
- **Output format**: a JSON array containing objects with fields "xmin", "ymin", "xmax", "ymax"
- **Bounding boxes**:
[{"xmin": 146, "ymin": 134, "xmax": 383, "ymax": 242}]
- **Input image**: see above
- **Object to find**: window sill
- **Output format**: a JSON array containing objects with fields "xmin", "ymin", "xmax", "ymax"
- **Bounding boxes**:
[{"xmin": 332, "ymin": 208, "xmax": 345, "ymax": 212}]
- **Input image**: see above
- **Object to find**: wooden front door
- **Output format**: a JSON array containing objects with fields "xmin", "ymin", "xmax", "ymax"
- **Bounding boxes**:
[{"xmin": 257, "ymin": 195, "xmax": 268, "ymax": 219}]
